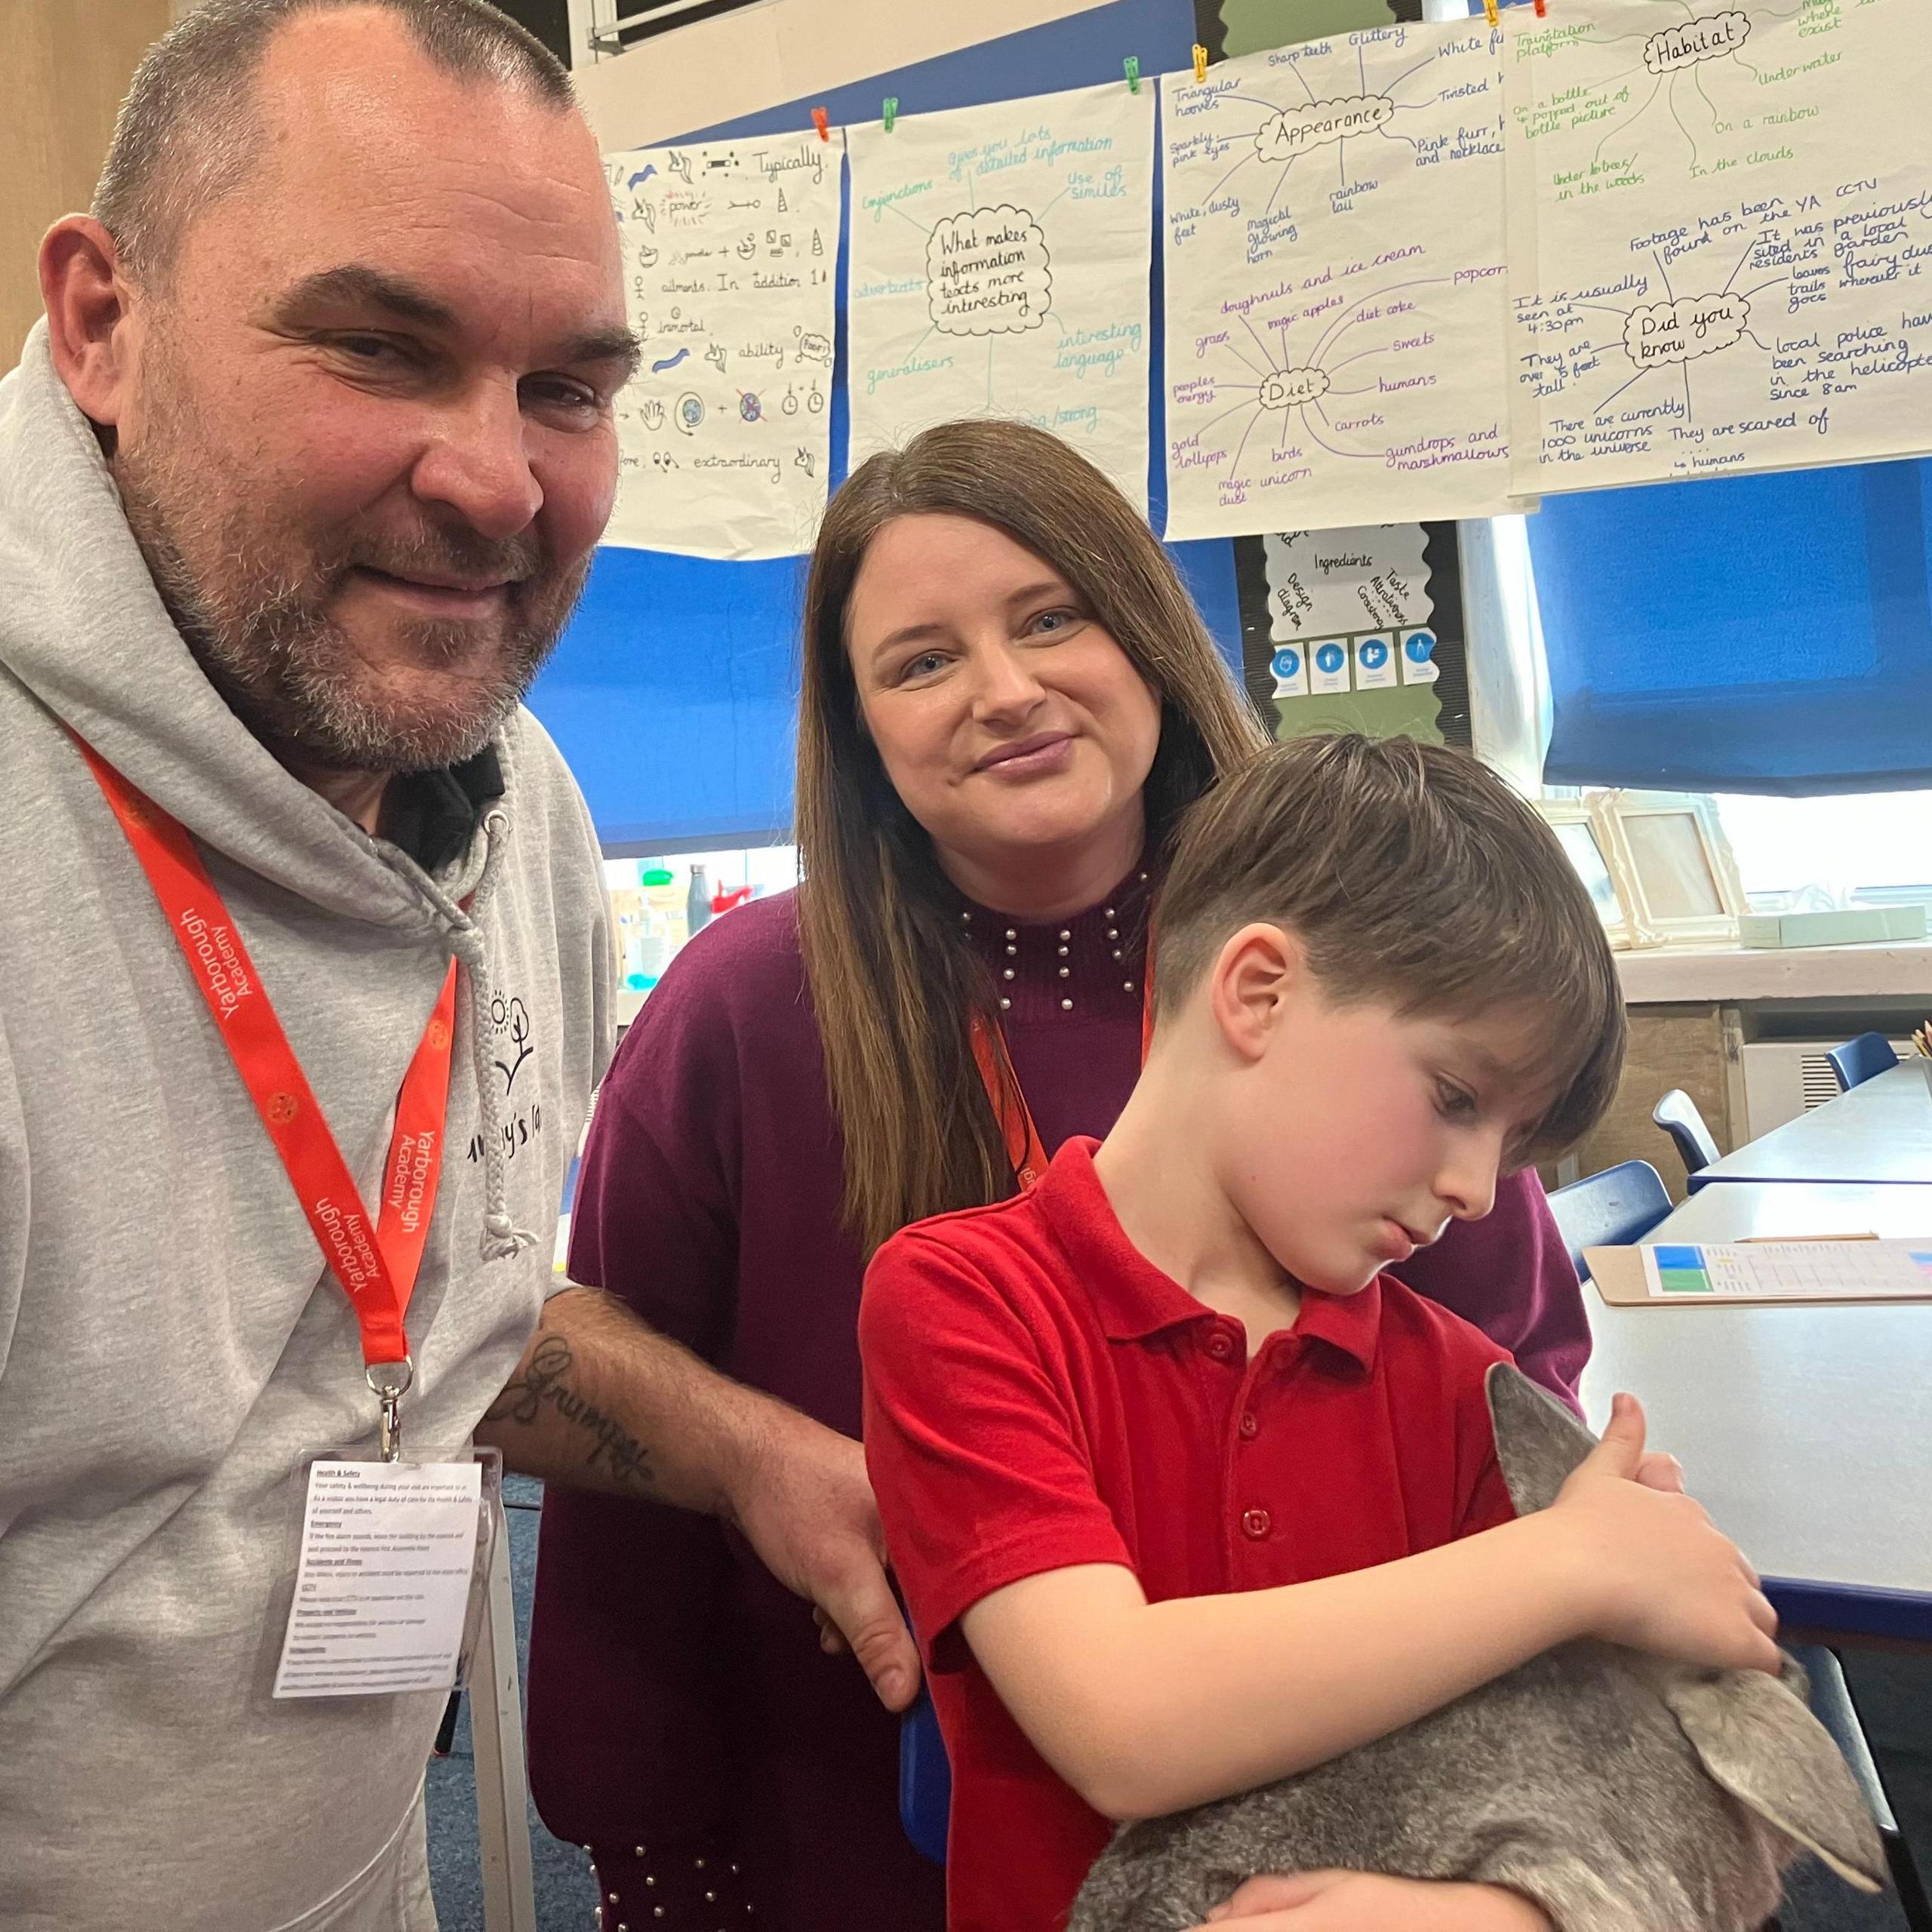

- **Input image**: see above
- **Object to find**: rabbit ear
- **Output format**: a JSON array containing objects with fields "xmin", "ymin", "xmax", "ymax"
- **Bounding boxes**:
[
  {"xmin": 1666, "ymin": 1667, "xmax": 1889, "ymax": 1893},
  {"xmin": 1485, "ymin": 1362, "xmax": 1598, "ymax": 1515}
]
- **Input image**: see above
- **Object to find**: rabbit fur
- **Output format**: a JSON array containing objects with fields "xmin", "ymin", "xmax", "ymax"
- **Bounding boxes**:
[{"xmin": 1067, "ymin": 1364, "xmax": 1887, "ymax": 1932}]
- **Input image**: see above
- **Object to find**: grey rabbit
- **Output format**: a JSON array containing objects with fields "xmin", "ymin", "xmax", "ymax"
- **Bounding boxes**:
[{"xmin": 1069, "ymin": 1364, "xmax": 1888, "ymax": 1932}]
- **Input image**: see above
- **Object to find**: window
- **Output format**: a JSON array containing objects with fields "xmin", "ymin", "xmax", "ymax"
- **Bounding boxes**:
[
  {"xmin": 586, "ymin": 0, "xmax": 767, "ymax": 55},
  {"xmin": 1465, "ymin": 497, "xmax": 1932, "ymax": 918},
  {"xmin": 605, "ymin": 845, "xmax": 801, "ymax": 995},
  {"xmin": 1710, "ymin": 792, "xmax": 1932, "ymax": 910}
]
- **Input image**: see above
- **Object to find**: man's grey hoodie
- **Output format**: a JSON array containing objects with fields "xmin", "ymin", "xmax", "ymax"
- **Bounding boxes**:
[{"xmin": 0, "ymin": 321, "xmax": 614, "ymax": 1929}]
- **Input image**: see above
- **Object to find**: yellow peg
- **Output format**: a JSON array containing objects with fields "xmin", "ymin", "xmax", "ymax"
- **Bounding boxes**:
[{"xmin": 1192, "ymin": 43, "xmax": 1209, "ymax": 82}]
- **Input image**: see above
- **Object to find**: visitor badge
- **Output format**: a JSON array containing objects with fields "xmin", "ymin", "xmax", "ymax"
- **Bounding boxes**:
[{"xmin": 272, "ymin": 1454, "xmax": 497, "ymax": 1700}]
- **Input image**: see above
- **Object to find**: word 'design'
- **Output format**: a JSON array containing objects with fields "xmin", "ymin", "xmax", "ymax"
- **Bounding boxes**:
[{"xmin": 927, "ymin": 206, "xmax": 1053, "ymax": 336}]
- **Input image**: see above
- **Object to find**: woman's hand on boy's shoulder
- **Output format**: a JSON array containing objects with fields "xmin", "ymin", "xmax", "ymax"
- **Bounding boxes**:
[
  {"xmin": 1195, "ymin": 1872, "xmax": 1552, "ymax": 1930},
  {"xmin": 1539, "ymin": 1392, "xmax": 1780, "ymax": 1675}
]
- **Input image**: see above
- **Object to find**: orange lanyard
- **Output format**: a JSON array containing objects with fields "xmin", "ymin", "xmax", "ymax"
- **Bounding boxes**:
[
  {"xmin": 970, "ymin": 951, "xmax": 1154, "ymax": 1194},
  {"xmin": 75, "ymin": 737, "xmax": 459, "ymax": 1452}
]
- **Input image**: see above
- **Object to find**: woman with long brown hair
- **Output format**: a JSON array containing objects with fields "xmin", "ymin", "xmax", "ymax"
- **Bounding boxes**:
[{"xmin": 525, "ymin": 422, "xmax": 1595, "ymax": 1932}]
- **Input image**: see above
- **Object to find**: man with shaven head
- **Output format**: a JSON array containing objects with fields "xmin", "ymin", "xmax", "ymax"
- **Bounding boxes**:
[{"xmin": 0, "ymin": 5, "xmax": 917, "ymax": 1926}]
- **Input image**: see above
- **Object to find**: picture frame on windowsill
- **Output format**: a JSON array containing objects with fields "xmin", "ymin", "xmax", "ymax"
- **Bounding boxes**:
[
  {"xmin": 1587, "ymin": 790, "xmax": 1747, "ymax": 948},
  {"xmin": 1534, "ymin": 798, "xmax": 1655, "ymax": 952}
]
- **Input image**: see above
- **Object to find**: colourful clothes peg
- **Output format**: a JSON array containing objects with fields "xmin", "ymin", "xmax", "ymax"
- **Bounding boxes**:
[
  {"xmin": 883, "ymin": 96, "xmax": 898, "ymax": 132},
  {"xmin": 811, "ymin": 105, "xmax": 829, "ymax": 142},
  {"xmin": 1192, "ymin": 43, "xmax": 1208, "ymax": 82},
  {"xmin": 1123, "ymin": 55, "xmax": 1141, "ymax": 93}
]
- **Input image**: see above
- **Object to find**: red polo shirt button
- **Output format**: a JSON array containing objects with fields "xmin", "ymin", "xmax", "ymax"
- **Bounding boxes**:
[
  {"xmin": 1205, "ymin": 1331, "xmax": 1235, "ymax": 1362},
  {"xmin": 1240, "ymin": 1507, "xmax": 1272, "ymax": 1540},
  {"xmin": 1238, "ymin": 1411, "xmax": 1259, "ymax": 1440}
]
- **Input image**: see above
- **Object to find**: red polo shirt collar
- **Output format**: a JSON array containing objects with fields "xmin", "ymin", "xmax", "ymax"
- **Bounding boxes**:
[{"xmin": 1034, "ymin": 1137, "xmax": 1383, "ymax": 1374}]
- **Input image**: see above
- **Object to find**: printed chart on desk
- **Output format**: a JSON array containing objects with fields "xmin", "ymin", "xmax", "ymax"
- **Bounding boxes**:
[
  {"xmin": 1505, "ymin": 0, "xmax": 1932, "ymax": 493},
  {"xmin": 1643, "ymin": 1241, "xmax": 1932, "ymax": 1299},
  {"xmin": 1161, "ymin": 23, "xmax": 1518, "ymax": 539},
  {"xmin": 846, "ymin": 83, "xmax": 1156, "ymax": 510},
  {"xmin": 601, "ymin": 137, "xmax": 841, "ymax": 560}
]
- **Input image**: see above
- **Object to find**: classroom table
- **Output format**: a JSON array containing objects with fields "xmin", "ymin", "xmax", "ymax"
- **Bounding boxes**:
[
  {"xmin": 1690, "ymin": 1060, "xmax": 1932, "ymax": 1189},
  {"xmin": 1578, "ymin": 1179, "xmax": 1932, "ymax": 1644}
]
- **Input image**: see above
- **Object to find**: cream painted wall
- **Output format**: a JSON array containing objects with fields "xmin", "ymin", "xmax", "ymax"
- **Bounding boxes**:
[
  {"xmin": 1, "ymin": 0, "xmax": 174, "ymax": 371},
  {"xmin": 576, "ymin": 0, "xmax": 1117, "ymax": 151}
]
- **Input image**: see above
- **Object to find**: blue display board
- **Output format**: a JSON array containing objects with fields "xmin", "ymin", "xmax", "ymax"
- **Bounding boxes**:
[{"xmin": 529, "ymin": 0, "xmax": 1241, "ymax": 849}]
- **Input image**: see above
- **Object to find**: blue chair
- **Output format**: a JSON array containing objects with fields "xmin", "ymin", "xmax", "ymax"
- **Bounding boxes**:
[
  {"xmin": 900, "ymin": 1691, "xmax": 951, "ymax": 1864},
  {"xmin": 1651, "ymin": 1089, "xmax": 1719, "ymax": 1178},
  {"xmin": 1826, "ymin": 1031, "xmax": 1899, "ymax": 1093},
  {"xmin": 1795, "ymin": 1645, "xmax": 1932, "ymax": 1930},
  {"xmin": 1546, "ymin": 1160, "xmax": 1672, "ymax": 1281}
]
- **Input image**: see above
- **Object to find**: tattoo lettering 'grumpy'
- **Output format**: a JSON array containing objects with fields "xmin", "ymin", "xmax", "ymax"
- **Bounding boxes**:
[{"xmin": 484, "ymin": 1334, "xmax": 656, "ymax": 1494}]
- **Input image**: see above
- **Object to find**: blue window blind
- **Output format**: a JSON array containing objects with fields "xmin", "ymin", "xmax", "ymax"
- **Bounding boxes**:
[
  {"xmin": 1531, "ymin": 457, "xmax": 1932, "ymax": 797},
  {"xmin": 526, "ymin": 0, "xmax": 1243, "ymax": 849}
]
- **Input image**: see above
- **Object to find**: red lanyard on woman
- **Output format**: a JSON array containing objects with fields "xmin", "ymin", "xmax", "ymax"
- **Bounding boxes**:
[
  {"xmin": 74, "ymin": 736, "xmax": 458, "ymax": 1457},
  {"xmin": 970, "ymin": 955, "xmax": 1155, "ymax": 1193}
]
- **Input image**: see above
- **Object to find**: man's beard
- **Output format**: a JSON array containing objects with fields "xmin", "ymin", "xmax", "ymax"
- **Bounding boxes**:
[{"xmin": 114, "ymin": 356, "xmax": 589, "ymax": 774}]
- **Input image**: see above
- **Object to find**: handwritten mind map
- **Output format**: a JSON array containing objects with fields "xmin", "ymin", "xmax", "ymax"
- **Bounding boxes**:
[
  {"xmin": 600, "ymin": 136, "xmax": 841, "ymax": 560},
  {"xmin": 846, "ymin": 82, "xmax": 1155, "ymax": 509},
  {"xmin": 1161, "ymin": 23, "xmax": 1518, "ymax": 539},
  {"xmin": 1503, "ymin": 0, "xmax": 1932, "ymax": 491}
]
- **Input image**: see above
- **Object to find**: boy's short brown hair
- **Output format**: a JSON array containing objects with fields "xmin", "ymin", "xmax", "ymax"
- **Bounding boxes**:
[{"xmin": 1154, "ymin": 734, "xmax": 1627, "ymax": 1165}]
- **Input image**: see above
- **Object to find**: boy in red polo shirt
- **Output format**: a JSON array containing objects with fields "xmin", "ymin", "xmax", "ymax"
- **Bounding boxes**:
[{"xmin": 860, "ymin": 736, "xmax": 1780, "ymax": 1932}]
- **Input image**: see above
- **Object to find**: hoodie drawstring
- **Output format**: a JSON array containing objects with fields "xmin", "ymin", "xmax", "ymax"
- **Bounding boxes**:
[
  {"xmin": 446, "ymin": 806, "xmax": 537, "ymax": 1263},
  {"xmin": 392, "ymin": 751, "xmax": 540, "ymax": 1267}
]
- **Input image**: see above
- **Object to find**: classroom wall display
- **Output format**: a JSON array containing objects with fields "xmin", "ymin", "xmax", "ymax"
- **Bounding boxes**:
[
  {"xmin": 1160, "ymin": 21, "xmax": 1517, "ymax": 539},
  {"xmin": 600, "ymin": 134, "xmax": 844, "ymax": 559},
  {"xmin": 1212, "ymin": 0, "xmax": 1409, "ymax": 56},
  {"xmin": 844, "ymin": 82, "xmax": 1158, "ymax": 509},
  {"xmin": 1503, "ymin": 0, "xmax": 1932, "ymax": 494},
  {"xmin": 1241, "ymin": 521, "xmax": 1470, "ymax": 744}
]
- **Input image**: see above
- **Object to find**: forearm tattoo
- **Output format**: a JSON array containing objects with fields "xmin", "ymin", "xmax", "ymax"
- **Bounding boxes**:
[{"xmin": 485, "ymin": 1333, "xmax": 656, "ymax": 1494}]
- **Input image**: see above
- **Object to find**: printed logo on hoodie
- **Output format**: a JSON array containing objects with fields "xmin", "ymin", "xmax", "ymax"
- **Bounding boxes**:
[{"xmin": 469, "ymin": 983, "xmax": 544, "ymax": 1167}]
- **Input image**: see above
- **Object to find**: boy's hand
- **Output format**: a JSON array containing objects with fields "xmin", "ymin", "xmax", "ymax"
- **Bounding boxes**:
[
  {"xmin": 1548, "ymin": 1392, "xmax": 1780, "ymax": 1674},
  {"xmin": 1198, "ymin": 1872, "xmax": 1552, "ymax": 1930}
]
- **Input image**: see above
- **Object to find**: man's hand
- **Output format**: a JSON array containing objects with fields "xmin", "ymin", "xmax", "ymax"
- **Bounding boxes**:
[
  {"xmin": 722, "ymin": 1404, "xmax": 922, "ymax": 1712},
  {"xmin": 1200, "ymin": 1872, "xmax": 1552, "ymax": 1930},
  {"xmin": 481, "ymin": 1287, "xmax": 921, "ymax": 1711}
]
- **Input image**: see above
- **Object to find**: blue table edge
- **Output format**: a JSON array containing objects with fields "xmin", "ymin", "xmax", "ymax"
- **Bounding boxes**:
[
  {"xmin": 1689, "ymin": 1171, "xmax": 1930, "ymax": 1189},
  {"xmin": 1764, "ymin": 1574, "xmax": 1932, "ymax": 1645}
]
